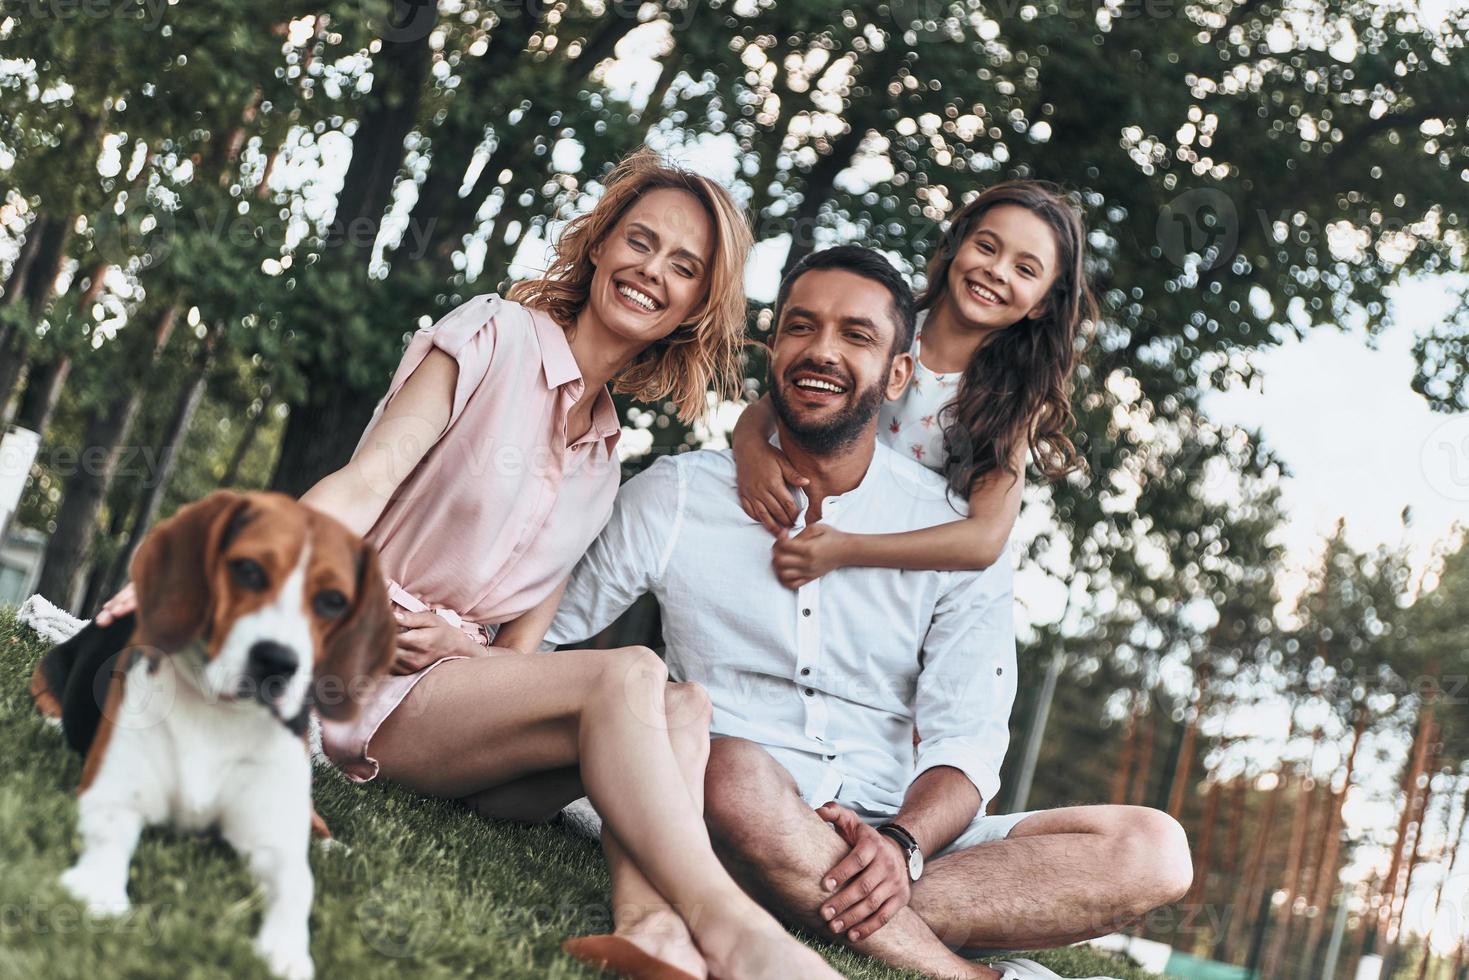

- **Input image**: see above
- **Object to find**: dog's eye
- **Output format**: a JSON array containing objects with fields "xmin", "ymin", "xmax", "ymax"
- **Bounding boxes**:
[
  {"xmin": 314, "ymin": 589, "xmax": 349, "ymax": 619},
  {"xmin": 229, "ymin": 558, "xmax": 267, "ymax": 591}
]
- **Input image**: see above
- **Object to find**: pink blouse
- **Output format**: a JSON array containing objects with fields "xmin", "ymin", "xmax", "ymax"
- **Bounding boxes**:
[{"xmin": 358, "ymin": 293, "xmax": 623, "ymax": 628}]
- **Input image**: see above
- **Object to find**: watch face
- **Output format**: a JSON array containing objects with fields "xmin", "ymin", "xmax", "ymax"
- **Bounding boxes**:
[{"xmin": 908, "ymin": 849, "xmax": 924, "ymax": 881}]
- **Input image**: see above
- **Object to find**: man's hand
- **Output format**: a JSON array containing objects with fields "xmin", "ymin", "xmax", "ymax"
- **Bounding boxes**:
[
  {"xmin": 772, "ymin": 524, "xmax": 851, "ymax": 589},
  {"xmin": 815, "ymin": 801, "xmax": 912, "ymax": 942},
  {"xmin": 390, "ymin": 610, "xmax": 486, "ymax": 674}
]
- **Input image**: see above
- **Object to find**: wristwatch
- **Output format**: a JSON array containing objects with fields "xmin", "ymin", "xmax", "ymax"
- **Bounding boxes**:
[{"xmin": 877, "ymin": 822, "xmax": 924, "ymax": 882}]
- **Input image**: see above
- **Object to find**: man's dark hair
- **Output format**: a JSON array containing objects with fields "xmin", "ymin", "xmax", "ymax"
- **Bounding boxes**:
[{"xmin": 773, "ymin": 245, "xmax": 917, "ymax": 356}]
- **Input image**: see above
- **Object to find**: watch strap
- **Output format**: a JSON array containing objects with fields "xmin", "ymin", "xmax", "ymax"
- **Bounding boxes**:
[{"xmin": 878, "ymin": 822, "xmax": 920, "ymax": 853}]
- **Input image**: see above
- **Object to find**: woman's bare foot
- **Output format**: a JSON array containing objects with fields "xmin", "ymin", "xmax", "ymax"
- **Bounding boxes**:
[
  {"xmin": 618, "ymin": 908, "xmax": 708, "ymax": 979},
  {"xmin": 697, "ymin": 918, "xmax": 844, "ymax": 980}
]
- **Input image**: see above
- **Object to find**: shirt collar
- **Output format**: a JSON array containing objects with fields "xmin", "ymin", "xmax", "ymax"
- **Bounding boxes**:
[
  {"xmin": 582, "ymin": 387, "xmax": 623, "ymax": 448},
  {"xmin": 771, "ymin": 430, "xmax": 887, "ymax": 519},
  {"xmin": 527, "ymin": 306, "xmax": 621, "ymax": 452},
  {"xmin": 529, "ymin": 306, "xmax": 584, "ymax": 390}
]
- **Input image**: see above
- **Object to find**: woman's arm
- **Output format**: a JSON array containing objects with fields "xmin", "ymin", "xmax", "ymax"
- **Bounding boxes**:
[
  {"xmin": 492, "ymin": 575, "xmax": 571, "ymax": 655},
  {"xmin": 98, "ymin": 350, "xmax": 457, "ymax": 626},
  {"xmin": 732, "ymin": 393, "xmax": 808, "ymax": 533},
  {"xmin": 299, "ymin": 348, "xmax": 457, "ymax": 536}
]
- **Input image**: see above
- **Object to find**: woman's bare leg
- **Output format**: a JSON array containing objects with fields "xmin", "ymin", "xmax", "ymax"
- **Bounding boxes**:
[
  {"xmin": 599, "ymin": 682, "xmax": 713, "ymax": 978},
  {"xmin": 461, "ymin": 686, "xmax": 712, "ymax": 977},
  {"xmin": 368, "ymin": 648, "xmax": 841, "ymax": 980}
]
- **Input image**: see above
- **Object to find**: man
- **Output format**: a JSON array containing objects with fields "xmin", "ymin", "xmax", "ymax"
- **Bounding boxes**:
[{"xmin": 548, "ymin": 246, "xmax": 1191, "ymax": 980}]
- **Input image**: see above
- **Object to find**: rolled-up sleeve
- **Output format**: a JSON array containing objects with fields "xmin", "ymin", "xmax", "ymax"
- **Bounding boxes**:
[
  {"xmin": 912, "ymin": 549, "xmax": 1017, "ymax": 810},
  {"xmin": 544, "ymin": 455, "xmax": 684, "ymax": 648}
]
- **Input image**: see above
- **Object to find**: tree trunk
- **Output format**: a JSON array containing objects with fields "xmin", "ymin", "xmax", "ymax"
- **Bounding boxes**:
[
  {"xmin": 0, "ymin": 214, "xmax": 74, "ymax": 418},
  {"xmin": 1418, "ymin": 779, "xmax": 1469, "ymax": 980},
  {"xmin": 1391, "ymin": 736, "xmax": 1441, "ymax": 949},
  {"xmin": 1130, "ymin": 705, "xmax": 1157, "ymax": 806},
  {"xmin": 1, "ymin": 213, "xmax": 45, "ymax": 311},
  {"xmin": 8, "ymin": 259, "xmax": 108, "ymax": 436},
  {"xmin": 1211, "ymin": 777, "xmax": 1249, "ymax": 961},
  {"xmin": 111, "ymin": 336, "xmax": 211, "ymax": 595},
  {"xmin": 1239, "ymin": 775, "xmax": 1286, "ymax": 969},
  {"xmin": 269, "ymin": 28, "xmax": 433, "ymax": 498},
  {"xmin": 78, "ymin": 482, "xmax": 144, "ymax": 618},
  {"xmin": 1380, "ymin": 713, "xmax": 1433, "ymax": 938},
  {"xmin": 1262, "ymin": 760, "xmax": 1315, "ymax": 977},
  {"xmin": 1110, "ymin": 710, "xmax": 1137, "ymax": 806},
  {"xmin": 10, "ymin": 355, "xmax": 72, "ymax": 436},
  {"xmin": 34, "ymin": 304, "xmax": 177, "ymax": 612},
  {"xmin": 220, "ymin": 398, "xmax": 270, "ymax": 488},
  {"xmin": 1303, "ymin": 711, "xmax": 1367, "ymax": 961},
  {"xmin": 1167, "ymin": 697, "xmax": 1201, "ymax": 817},
  {"xmin": 1186, "ymin": 778, "xmax": 1221, "ymax": 913}
]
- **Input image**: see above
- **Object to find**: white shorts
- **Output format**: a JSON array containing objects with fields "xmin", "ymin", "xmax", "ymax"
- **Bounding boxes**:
[
  {"xmin": 840, "ymin": 801, "xmax": 1036, "ymax": 858},
  {"xmin": 765, "ymin": 742, "xmax": 1036, "ymax": 858}
]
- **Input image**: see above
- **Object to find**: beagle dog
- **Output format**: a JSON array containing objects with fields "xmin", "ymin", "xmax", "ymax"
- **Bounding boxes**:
[{"xmin": 29, "ymin": 490, "xmax": 395, "ymax": 980}]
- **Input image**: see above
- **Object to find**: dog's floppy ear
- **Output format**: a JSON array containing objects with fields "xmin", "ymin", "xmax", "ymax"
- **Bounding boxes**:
[
  {"xmin": 129, "ymin": 490, "xmax": 250, "ymax": 651},
  {"xmin": 315, "ymin": 540, "xmax": 395, "ymax": 720}
]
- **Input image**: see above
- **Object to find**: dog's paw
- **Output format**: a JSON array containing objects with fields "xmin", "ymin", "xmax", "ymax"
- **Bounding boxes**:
[
  {"xmin": 312, "ymin": 836, "xmax": 351, "ymax": 856},
  {"xmin": 58, "ymin": 867, "xmax": 130, "ymax": 916},
  {"xmin": 255, "ymin": 932, "xmax": 314, "ymax": 980}
]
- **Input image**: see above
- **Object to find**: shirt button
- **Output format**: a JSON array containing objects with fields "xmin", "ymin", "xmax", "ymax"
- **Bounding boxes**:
[
  {"xmin": 800, "ymin": 667, "xmax": 811, "ymax": 676},
  {"xmin": 825, "ymin": 754, "xmax": 836, "ymax": 761},
  {"xmin": 804, "ymin": 688, "xmax": 815, "ymax": 697},
  {"xmin": 802, "ymin": 608, "xmax": 811, "ymax": 617}
]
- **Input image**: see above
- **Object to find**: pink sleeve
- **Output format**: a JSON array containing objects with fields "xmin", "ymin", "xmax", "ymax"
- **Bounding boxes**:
[{"xmin": 354, "ymin": 295, "xmax": 505, "ymax": 455}]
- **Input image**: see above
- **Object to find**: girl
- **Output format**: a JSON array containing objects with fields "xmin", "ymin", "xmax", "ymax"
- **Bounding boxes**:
[
  {"xmin": 98, "ymin": 151, "xmax": 842, "ymax": 980},
  {"xmin": 732, "ymin": 181, "xmax": 1096, "ymax": 585}
]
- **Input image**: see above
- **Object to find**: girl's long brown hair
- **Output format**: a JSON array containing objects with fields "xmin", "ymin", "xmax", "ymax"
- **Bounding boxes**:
[
  {"xmin": 508, "ymin": 149, "xmax": 753, "ymax": 423},
  {"xmin": 918, "ymin": 181, "xmax": 1097, "ymax": 499}
]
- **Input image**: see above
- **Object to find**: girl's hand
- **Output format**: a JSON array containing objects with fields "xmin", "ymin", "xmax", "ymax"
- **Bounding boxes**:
[
  {"xmin": 390, "ymin": 610, "xmax": 486, "ymax": 674},
  {"xmin": 772, "ymin": 525, "xmax": 852, "ymax": 589},
  {"xmin": 94, "ymin": 583, "xmax": 138, "ymax": 626},
  {"xmin": 736, "ymin": 440, "xmax": 809, "ymax": 535}
]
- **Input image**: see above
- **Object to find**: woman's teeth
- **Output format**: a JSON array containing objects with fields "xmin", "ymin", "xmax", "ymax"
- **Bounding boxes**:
[
  {"xmin": 617, "ymin": 283, "xmax": 659, "ymax": 311},
  {"xmin": 966, "ymin": 281, "xmax": 1003, "ymax": 305}
]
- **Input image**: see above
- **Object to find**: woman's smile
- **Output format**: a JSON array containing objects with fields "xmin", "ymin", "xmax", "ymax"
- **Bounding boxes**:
[{"xmin": 613, "ymin": 279, "xmax": 663, "ymax": 313}]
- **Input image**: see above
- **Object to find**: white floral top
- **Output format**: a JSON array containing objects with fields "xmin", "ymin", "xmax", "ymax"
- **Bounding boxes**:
[{"xmin": 878, "ymin": 311, "xmax": 961, "ymax": 475}]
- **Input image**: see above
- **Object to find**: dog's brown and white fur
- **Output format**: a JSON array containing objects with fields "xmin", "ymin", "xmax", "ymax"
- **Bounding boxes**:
[{"xmin": 43, "ymin": 491, "xmax": 395, "ymax": 980}]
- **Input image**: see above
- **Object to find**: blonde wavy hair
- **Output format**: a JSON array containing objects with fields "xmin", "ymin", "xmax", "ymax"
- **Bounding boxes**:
[{"xmin": 508, "ymin": 149, "xmax": 753, "ymax": 423}]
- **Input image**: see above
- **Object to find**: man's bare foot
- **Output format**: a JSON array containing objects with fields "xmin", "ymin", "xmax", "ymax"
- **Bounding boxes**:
[{"xmin": 618, "ymin": 908, "xmax": 708, "ymax": 979}]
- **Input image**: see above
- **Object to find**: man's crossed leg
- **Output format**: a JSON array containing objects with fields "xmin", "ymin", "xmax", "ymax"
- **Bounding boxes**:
[{"xmin": 704, "ymin": 739, "xmax": 1193, "ymax": 980}]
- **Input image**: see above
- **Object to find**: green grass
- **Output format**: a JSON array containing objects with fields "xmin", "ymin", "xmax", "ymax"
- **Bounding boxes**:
[{"xmin": 0, "ymin": 606, "xmax": 1149, "ymax": 979}]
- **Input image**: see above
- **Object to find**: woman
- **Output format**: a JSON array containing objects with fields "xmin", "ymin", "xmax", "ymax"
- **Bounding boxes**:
[
  {"xmin": 732, "ymin": 181, "xmax": 1095, "ymax": 583},
  {"xmin": 99, "ymin": 150, "xmax": 842, "ymax": 980}
]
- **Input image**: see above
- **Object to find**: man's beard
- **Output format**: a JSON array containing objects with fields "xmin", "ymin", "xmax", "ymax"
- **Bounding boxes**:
[{"xmin": 770, "ymin": 371, "xmax": 886, "ymax": 456}]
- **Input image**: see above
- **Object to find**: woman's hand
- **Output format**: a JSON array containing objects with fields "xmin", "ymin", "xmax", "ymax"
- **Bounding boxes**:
[
  {"xmin": 94, "ymin": 583, "xmax": 138, "ymax": 626},
  {"xmin": 390, "ymin": 609, "xmax": 489, "ymax": 674},
  {"xmin": 735, "ymin": 440, "xmax": 809, "ymax": 535},
  {"xmin": 772, "ymin": 524, "xmax": 852, "ymax": 589}
]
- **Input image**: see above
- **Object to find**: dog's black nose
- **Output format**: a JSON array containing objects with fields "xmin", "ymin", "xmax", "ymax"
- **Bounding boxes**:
[{"xmin": 247, "ymin": 641, "xmax": 299, "ymax": 684}]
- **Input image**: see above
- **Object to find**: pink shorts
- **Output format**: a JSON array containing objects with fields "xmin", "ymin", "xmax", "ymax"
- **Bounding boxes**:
[{"xmin": 319, "ymin": 582, "xmax": 493, "ymax": 783}]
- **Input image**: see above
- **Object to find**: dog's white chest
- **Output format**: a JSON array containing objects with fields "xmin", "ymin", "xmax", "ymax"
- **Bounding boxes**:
[{"xmin": 108, "ymin": 656, "xmax": 308, "ymax": 832}]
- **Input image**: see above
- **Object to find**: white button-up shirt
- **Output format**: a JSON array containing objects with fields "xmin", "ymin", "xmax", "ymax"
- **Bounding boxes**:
[{"xmin": 545, "ymin": 440, "xmax": 1018, "ymax": 812}]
